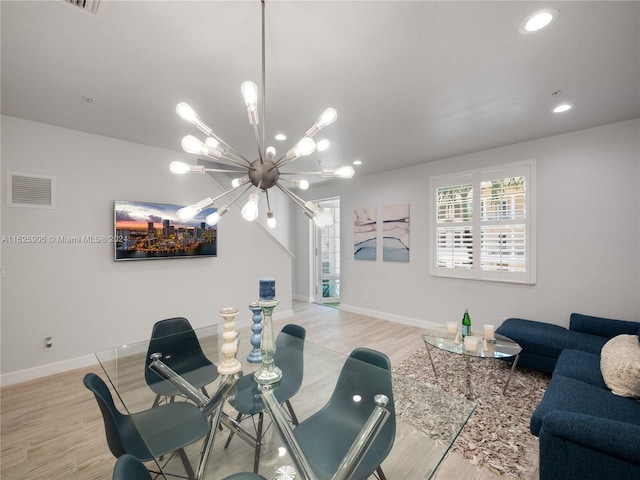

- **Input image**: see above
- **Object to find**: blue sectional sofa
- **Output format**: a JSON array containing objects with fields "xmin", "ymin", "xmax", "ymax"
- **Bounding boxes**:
[{"xmin": 496, "ymin": 313, "xmax": 640, "ymax": 479}]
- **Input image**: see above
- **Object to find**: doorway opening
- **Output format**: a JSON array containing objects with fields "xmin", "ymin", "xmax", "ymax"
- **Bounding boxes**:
[{"xmin": 313, "ymin": 197, "xmax": 340, "ymax": 307}]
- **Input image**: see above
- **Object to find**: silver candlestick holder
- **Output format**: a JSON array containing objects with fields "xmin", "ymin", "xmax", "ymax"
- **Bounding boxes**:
[{"xmin": 253, "ymin": 298, "xmax": 282, "ymax": 385}]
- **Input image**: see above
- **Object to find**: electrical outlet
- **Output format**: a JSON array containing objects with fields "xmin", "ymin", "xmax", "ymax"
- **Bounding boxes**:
[{"xmin": 44, "ymin": 337, "xmax": 54, "ymax": 351}]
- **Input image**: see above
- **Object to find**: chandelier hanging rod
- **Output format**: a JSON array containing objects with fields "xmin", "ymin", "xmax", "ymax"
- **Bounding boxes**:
[{"xmin": 170, "ymin": 0, "xmax": 355, "ymax": 229}]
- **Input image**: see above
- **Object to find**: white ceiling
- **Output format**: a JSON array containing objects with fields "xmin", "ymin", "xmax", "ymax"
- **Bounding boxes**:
[{"xmin": 2, "ymin": 1, "xmax": 639, "ymax": 181}]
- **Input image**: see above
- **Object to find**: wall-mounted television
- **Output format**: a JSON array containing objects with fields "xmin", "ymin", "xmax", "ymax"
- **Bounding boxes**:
[{"xmin": 114, "ymin": 200, "xmax": 217, "ymax": 261}]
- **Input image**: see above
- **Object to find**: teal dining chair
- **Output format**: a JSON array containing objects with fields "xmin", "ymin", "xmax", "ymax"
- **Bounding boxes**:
[
  {"xmin": 224, "ymin": 324, "xmax": 306, "ymax": 472},
  {"xmin": 292, "ymin": 348, "xmax": 396, "ymax": 480},
  {"xmin": 113, "ymin": 453, "xmax": 268, "ymax": 480},
  {"xmin": 144, "ymin": 317, "xmax": 220, "ymax": 407},
  {"xmin": 84, "ymin": 372, "xmax": 209, "ymax": 480}
]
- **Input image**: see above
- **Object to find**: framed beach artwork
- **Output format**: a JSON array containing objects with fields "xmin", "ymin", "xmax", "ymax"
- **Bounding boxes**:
[
  {"xmin": 383, "ymin": 203, "xmax": 410, "ymax": 262},
  {"xmin": 354, "ymin": 207, "xmax": 377, "ymax": 260},
  {"xmin": 114, "ymin": 200, "xmax": 217, "ymax": 261}
]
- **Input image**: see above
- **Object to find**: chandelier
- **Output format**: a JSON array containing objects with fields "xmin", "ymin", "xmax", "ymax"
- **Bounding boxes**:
[{"xmin": 169, "ymin": 0, "xmax": 354, "ymax": 230}]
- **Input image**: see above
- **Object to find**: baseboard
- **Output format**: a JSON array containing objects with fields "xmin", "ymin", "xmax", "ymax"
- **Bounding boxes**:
[
  {"xmin": 293, "ymin": 294, "xmax": 312, "ymax": 302},
  {"xmin": 339, "ymin": 303, "xmax": 439, "ymax": 329},
  {"xmin": 1, "ymin": 354, "xmax": 99, "ymax": 387},
  {"xmin": 0, "ymin": 311, "xmax": 295, "ymax": 387}
]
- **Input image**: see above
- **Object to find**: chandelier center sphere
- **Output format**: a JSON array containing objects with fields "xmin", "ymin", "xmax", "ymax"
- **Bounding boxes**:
[{"xmin": 248, "ymin": 159, "xmax": 280, "ymax": 190}]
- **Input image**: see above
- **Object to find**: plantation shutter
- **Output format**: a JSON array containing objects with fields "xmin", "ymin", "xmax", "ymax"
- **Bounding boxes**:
[{"xmin": 431, "ymin": 161, "xmax": 535, "ymax": 284}]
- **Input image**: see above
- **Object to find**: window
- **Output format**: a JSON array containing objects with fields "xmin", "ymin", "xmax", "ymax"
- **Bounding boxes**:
[{"xmin": 431, "ymin": 161, "xmax": 535, "ymax": 284}]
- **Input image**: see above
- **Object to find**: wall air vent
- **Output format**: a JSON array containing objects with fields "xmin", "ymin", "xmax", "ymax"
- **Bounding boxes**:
[
  {"xmin": 7, "ymin": 172, "xmax": 56, "ymax": 209},
  {"xmin": 64, "ymin": 0, "xmax": 100, "ymax": 15}
]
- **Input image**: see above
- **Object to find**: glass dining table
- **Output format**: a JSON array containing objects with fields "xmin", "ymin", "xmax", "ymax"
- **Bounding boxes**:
[{"xmin": 95, "ymin": 322, "xmax": 476, "ymax": 480}]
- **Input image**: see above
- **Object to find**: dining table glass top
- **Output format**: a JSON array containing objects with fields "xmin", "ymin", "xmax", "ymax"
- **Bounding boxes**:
[{"xmin": 95, "ymin": 322, "xmax": 476, "ymax": 479}]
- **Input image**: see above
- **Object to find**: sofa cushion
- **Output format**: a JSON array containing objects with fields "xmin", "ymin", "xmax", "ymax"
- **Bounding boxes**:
[
  {"xmin": 553, "ymin": 349, "xmax": 607, "ymax": 389},
  {"xmin": 564, "ymin": 330, "xmax": 609, "ymax": 355},
  {"xmin": 600, "ymin": 334, "xmax": 640, "ymax": 398},
  {"xmin": 570, "ymin": 313, "xmax": 640, "ymax": 338},
  {"xmin": 530, "ymin": 374, "xmax": 640, "ymax": 436},
  {"xmin": 496, "ymin": 318, "xmax": 568, "ymax": 358}
]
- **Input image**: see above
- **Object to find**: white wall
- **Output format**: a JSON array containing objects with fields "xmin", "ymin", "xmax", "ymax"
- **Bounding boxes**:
[
  {"xmin": 1, "ymin": 116, "xmax": 294, "ymax": 385},
  {"xmin": 299, "ymin": 119, "xmax": 640, "ymax": 328}
]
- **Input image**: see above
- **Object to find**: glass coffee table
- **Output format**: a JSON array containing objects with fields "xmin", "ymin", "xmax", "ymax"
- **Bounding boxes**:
[{"xmin": 421, "ymin": 327, "xmax": 522, "ymax": 399}]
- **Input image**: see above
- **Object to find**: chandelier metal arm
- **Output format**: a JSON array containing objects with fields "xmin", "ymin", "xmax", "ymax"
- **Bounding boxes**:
[
  {"xmin": 274, "ymin": 181, "xmax": 310, "ymax": 213},
  {"xmin": 216, "ymin": 152, "xmax": 255, "ymax": 169},
  {"xmin": 203, "ymin": 168, "xmax": 248, "ymax": 174},
  {"xmin": 209, "ymin": 182, "xmax": 254, "ymax": 206},
  {"xmin": 265, "ymin": 188, "xmax": 273, "ymax": 212},
  {"xmin": 224, "ymin": 183, "xmax": 254, "ymax": 209},
  {"xmin": 253, "ymin": 124, "xmax": 264, "ymax": 164},
  {"xmin": 219, "ymin": 147, "xmax": 253, "ymax": 167},
  {"xmin": 207, "ymin": 132, "xmax": 253, "ymax": 167}
]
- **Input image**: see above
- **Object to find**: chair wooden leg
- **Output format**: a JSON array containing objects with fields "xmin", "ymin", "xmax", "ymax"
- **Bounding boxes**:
[
  {"xmin": 375, "ymin": 465, "xmax": 387, "ymax": 480},
  {"xmin": 177, "ymin": 448, "xmax": 196, "ymax": 480},
  {"xmin": 284, "ymin": 400, "xmax": 299, "ymax": 425},
  {"xmin": 253, "ymin": 412, "xmax": 264, "ymax": 473}
]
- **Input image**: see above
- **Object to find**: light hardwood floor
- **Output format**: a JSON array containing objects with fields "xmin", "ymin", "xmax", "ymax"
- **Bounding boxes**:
[{"xmin": 1, "ymin": 301, "xmax": 505, "ymax": 480}]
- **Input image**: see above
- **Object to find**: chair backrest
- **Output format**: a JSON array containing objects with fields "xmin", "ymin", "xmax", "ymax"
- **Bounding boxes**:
[
  {"xmin": 83, "ymin": 373, "xmax": 145, "ymax": 459},
  {"xmin": 291, "ymin": 347, "xmax": 395, "ymax": 479},
  {"xmin": 144, "ymin": 317, "xmax": 213, "ymax": 386},
  {"xmin": 112, "ymin": 454, "xmax": 152, "ymax": 480},
  {"xmin": 274, "ymin": 324, "xmax": 306, "ymax": 403},
  {"xmin": 331, "ymin": 347, "xmax": 396, "ymax": 473},
  {"xmin": 331, "ymin": 347, "xmax": 395, "ymax": 417}
]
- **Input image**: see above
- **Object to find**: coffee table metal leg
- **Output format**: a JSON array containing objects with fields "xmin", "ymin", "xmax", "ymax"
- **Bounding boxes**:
[
  {"xmin": 464, "ymin": 355, "xmax": 473, "ymax": 400},
  {"xmin": 502, "ymin": 353, "xmax": 520, "ymax": 395},
  {"xmin": 424, "ymin": 343, "xmax": 438, "ymax": 380}
]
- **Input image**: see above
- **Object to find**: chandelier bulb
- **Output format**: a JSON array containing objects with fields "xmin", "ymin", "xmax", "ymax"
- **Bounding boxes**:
[
  {"xmin": 181, "ymin": 135, "xmax": 206, "ymax": 155},
  {"xmin": 206, "ymin": 205, "xmax": 228, "ymax": 226},
  {"xmin": 170, "ymin": 161, "xmax": 191, "ymax": 174},
  {"xmin": 241, "ymin": 81, "xmax": 258, "ymax": 108},
  {"xmin": 176, "ymin": 197, "xmax": 214, "ymax": 221},
  {"xmin": 176, "ymin": 102, "xmax": 199, "ymax": 124},
  {"xmin": 177, "ymin": 205, "xmax": 198, "ymax": 221},
  {"xmin": 205, "ymin": 137, "xmax": 220, "ymax": 149},
  {"xmin": 206, "ymin": 211, "xmax": 221, "ymax": 226},
  {"xmin": 241, "ymin": 193, "xmax": 260, "ymax": 222},
  {"xmin": 294, "ymin": 179, "xmax": 310, "ymax": 190},
  {"xmin": 241, "ymin": 81, "xmax": 260, "ymax": 126},
  {"xmin": 182, "ymin": 135, "xmax": 222, "ymax": 159},
  {"xmin": 286, "ymin": 137, "xmax": 316, "ymax": 161},
  {"xmin": 266, "ymin": 146, "xmax": 276, "ymax": 159},
  {"xmin": 317, "ymin": 108, "xmax": 338, "ymax": 129},
  {"xmin": 302, "ymin": 200, "xmax": 333, "ymax": 228},
  {"xmin": 266, "ymin": 210, "xmax": 277, "ymax": 229},
  {"xmin": 316, "ymin": 139, "xmax": 330, "ymax": 152},
  {"xmin": 322, "ymin": 166, "xmax": 355, "ymax": 179},
  {"xmin": 231, "ymin": 176, "xmax": 249, "ymax": 188},
  {"xmin": 334, "ymin": 165, "xmax": 355, "ymax": 179},
  {"xmin": 305, "ymin": 108, "xmax": 338, "ymax": 137}
]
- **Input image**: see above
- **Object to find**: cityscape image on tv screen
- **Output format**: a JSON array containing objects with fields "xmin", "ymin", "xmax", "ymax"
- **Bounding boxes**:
[{"xmin": 114, "ymin": 200, "xmax": 217, "ymax": 261}]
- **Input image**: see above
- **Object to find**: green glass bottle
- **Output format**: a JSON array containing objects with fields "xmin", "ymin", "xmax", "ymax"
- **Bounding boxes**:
[{"xmin": 461, "ymin": 309, "xmax": 472, "ymax": 337}]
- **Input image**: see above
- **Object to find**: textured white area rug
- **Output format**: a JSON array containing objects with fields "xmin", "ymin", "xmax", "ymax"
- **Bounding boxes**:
[{"xmin": 394, "ymin": 347, "xmax": 550, "ymax": 478}]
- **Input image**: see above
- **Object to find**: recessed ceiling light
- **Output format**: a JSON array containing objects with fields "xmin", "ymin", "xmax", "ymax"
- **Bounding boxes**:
[
  {"xmin": 275, "ymin": 133, "xmax": 286, "ymax": 141},
  {"xmin": 353, "ymin": 160, "xmax": 362, "ymax": 166},
  {"xmin": 553, "ymin": 103, "xmax": 572, "ymax": 113},
  {"xmin": 519, "ymin": 8, "xmax": 559, "ymax": 34}
]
